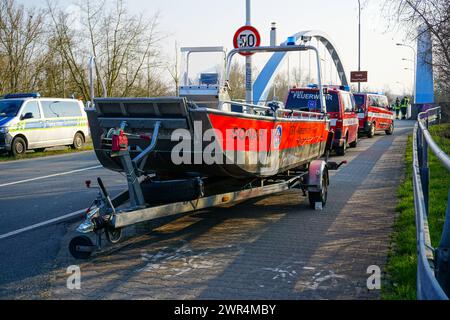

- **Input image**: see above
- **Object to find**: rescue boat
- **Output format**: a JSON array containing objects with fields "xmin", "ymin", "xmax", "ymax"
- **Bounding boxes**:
[{"xmin": 86, "ymin": 44, "xmax": 331, "ymax": 179}]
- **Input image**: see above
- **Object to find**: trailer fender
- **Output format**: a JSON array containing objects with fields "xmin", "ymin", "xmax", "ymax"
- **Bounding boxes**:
[{"xmin": 307, "ymin": 160, "xmax": 328, "ymax": 193}]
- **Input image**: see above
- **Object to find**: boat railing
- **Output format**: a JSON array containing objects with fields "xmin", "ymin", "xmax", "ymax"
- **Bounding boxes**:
[{"xmin": 222, "ymin": 100, "xmax": 326, "ymax": 120}]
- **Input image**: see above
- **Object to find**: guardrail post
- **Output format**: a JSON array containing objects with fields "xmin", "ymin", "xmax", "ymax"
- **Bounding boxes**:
[{"xmin": 435, "ymin": 191, "xmax": 450, "ymax": 296}]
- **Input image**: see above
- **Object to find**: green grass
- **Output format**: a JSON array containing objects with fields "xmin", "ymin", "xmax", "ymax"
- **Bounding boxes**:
[
  {"xmin": 0, "ymin": 144, "xmax": 93, "ymax": 162},
  {"xmin": 383, "ymin": 123, "xmax": 450, "ymax": 300}
]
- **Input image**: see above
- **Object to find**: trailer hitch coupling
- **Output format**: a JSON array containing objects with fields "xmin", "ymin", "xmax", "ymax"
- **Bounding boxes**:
[{"xmin": 327, "ymin": 160, "xmax": 347, "ymax": 171}]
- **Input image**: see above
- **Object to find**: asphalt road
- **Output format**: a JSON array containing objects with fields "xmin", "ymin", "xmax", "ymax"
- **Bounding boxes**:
[
  {"xmin": 0, "ymin": 120, "xmax": 415, "ymax": 299},
  {"xmin": 0, "ymin": 151, "xmax": 127, "ymax": 298}
]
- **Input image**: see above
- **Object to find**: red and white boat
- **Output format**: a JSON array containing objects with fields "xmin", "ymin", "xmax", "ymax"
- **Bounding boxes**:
[{"xmin": 87, "ymin": 45, "xmax": 332, "ymax": 180}]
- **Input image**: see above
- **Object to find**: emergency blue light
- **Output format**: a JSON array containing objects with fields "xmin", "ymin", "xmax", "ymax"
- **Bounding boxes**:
[
  {"xmin": 4, "ymin": 92, "xmax": 41, "ymax": 99},
  {"xmin": 286, "ymin": 36, "xmax": 296, "ymax": 46}
]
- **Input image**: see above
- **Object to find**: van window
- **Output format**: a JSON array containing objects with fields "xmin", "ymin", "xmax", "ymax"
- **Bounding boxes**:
[
  {"xmin": 354, "ymin": 95, "xmax": 365, "ymax": 108},
  {"xmin": 285, "ymin": 90, "xmax": 340, "ymax": 113},
  {"xmin": 378, "ymin": 96, "xmax": 389, "ymax": 108},
  {"xmin": 368, "ymin": 95, "xmax": 378, "ymax": 107},
  {"xmin": 41, "ymin": 101, "xmax": 82, "ymax": 118},
  {"xmin": 21, "ymin": 101, "xmax": 41, "ymax": 120},
  {"xmin": 342, "ymin": 93, "xmax": 354, "ymax": 112},
  {"xmin": 0, "ymin": 100, "xmax": 24, "ymax": 117}
]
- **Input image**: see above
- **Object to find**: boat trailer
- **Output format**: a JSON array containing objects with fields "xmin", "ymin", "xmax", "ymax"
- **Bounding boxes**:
[{"xmin": 69, "ymin": 124, "xmax": 345, "ymax": 259}]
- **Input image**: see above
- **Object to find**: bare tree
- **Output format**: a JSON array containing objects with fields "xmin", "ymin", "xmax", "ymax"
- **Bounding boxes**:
[
  {"xmin": 228, "ymin": 62, "xmax": 246, "ymax": 101},
  {"xmin": 46, "ymin": 0, "xmax": 168, "ymax": 100},
  {"xmin": 0, "ymin": 0, "xmax": 46, "ymax": 94},
  {"xmin": 383, "ymin": 0, "xmax": 450, "ymax": 102},
  {"xmin": 166, "ymin": 41, "xmax": 180, "ymax": 95}
]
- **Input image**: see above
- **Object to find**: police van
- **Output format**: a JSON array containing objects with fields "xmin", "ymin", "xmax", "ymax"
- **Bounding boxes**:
[{"xmin": 0, "ymin": 93, "xmax": 90, "ymax": 156}]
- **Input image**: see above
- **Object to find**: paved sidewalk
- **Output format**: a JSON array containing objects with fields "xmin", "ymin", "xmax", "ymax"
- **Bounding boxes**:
[{"xmin": 50, "ymin": 121, "xmax": 414, "ymax": 299}]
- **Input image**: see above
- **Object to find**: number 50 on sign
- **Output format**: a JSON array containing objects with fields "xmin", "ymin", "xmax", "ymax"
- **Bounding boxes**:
[{"xmin": 233, "ymin": 25, "xmax": 261, "ymax": 56}]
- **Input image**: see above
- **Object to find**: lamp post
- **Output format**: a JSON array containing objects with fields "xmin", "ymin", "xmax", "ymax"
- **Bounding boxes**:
[
  {"xmin": 396, "ymin": 43, "xmax": 417, "ymax": 103},
  {"xmin": 358, "ymin": 0, "xmax": 361, "ymax": 92}
]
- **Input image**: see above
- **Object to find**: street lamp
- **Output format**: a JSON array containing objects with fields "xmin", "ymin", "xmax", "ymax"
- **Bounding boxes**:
[{"xmin": 396, "ymin": 43, "xmax": 417, "ymax": 103}]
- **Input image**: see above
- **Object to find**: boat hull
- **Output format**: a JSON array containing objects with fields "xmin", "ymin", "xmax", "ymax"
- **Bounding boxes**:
[{"xmin": 87, "ymin": 98, "xmax": 330, "ymax": 179}]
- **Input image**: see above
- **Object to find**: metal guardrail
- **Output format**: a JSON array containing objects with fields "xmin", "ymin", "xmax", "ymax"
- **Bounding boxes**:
[{"xmin": 413, "ymin": 106, "xmax": 450, "ymax": 300}]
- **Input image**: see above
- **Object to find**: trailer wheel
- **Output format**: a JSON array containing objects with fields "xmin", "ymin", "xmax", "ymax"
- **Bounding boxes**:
[
  {"xmin": 308, "ymin": 171, "xmax": 328, "ymax": 209},
  {"xmin": 69, "ymin": 236, "xmax": 94, "ymax": 260},
  {"xmin": 105, "ymin": 226, "xmax": 123, "ymax": 244}
]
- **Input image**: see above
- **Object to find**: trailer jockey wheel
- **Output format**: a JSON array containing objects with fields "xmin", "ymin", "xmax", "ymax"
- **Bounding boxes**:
[
  {"xmin": 105, "ymin": 226, "xmax": 123, "ymax": 244},
  {"xmin": 308, "ymin": 171, "xmax": 328, "ymax": 210},
  {"xmin": 69, "ymin": 236, "xmax": 95, "ymax": 260}
]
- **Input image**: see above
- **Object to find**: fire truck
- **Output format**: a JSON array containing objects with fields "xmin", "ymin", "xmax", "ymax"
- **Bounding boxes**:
[
  {"xmin": 285, "ymin": 86, "xmax": 359, "ymax": 156},
  {"xmin": 353, "ymin": 93, "xmax": 394, "ymax": 138}
]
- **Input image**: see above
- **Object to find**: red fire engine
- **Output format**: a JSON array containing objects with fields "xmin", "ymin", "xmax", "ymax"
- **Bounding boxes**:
[
  {"xmin": 285, "ymin": 86, "xmax": 359, "ymax": 156},
  {"xmin": 353, "ymin": 93, "xmax": 394, "ymax": 138}
]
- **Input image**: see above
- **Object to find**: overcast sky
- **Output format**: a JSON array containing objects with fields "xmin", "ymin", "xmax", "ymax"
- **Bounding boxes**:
[{"xmin": 18, "ymin": 0, "xmax": 417, "ymax": 95}]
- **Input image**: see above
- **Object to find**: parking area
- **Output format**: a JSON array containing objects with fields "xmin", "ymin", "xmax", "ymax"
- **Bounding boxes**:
[{"xmin": 46, "ymin": 121, "xmax": 414, "ymax": 300}]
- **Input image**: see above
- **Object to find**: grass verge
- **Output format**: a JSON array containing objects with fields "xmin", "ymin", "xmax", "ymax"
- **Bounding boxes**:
[
  {"xmin": 0, "ymin": 144, "xmax": 93, "ymax": 162},
  {"xmin": 383, "ymin": 123, "xmax": 450, "ymax": 300}
]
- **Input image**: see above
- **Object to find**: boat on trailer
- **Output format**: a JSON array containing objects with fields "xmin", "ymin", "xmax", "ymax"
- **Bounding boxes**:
[{"xmin": 69, "ymin": 43, "xmax": 345, "ymax": 259}]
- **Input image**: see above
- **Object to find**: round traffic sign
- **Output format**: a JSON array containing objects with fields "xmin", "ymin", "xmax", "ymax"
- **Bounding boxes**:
[{"xmin": 233, "ymin": 25, "xmax": 261, "ymax": 56}]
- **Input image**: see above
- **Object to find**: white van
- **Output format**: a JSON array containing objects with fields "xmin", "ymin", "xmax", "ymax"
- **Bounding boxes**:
[{"xmin": 0, "ymin": 93, "xmax": 90, "ymax": 156}]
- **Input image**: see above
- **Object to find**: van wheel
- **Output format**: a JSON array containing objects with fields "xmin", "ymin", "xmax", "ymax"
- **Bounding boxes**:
[
  {"xmin": 367, "ymin": 123, "xmax": 376, "ymax": 138},
  {"xmin": 71, "ymin": 133, "xmax": 84, "ymax": 150},
  {"xmin": 349, "ymin": 134, "xmax": 358, "ymax": 148},
  {"xmin": 385, "ymin": 123, "xmax": 394, "ymax": 135},
  {"xmin": 11, "ymin": 137, "xmax": 26, "ymax": 157},
  {"xmin": 336, "ymin": 138, "xmax": 347, "ymax": 156},
  {"xmin": 308, "ymin": 171, "xmax": 328, "ymax": 209}
]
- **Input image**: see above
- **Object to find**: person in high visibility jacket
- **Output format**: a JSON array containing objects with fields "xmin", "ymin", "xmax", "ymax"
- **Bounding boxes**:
[
  {"xmin": 401, "ymin": 96, "xmax": 408, "ymax": 120},
  {"xmin": 394, "ymin": 97, "xmax": 401, "ymax": 119}
]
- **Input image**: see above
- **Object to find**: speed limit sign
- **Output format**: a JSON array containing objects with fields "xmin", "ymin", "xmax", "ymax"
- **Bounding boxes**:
[{"xmin": 233, "ymin": 25, "xmax": 261, "ymax": 56}]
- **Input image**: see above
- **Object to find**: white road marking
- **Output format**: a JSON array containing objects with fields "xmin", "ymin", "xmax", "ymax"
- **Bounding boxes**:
[
  {"xmin": 0, "ymin": 165, "xmax": 102, "ymax": 188},
  {"xmin": 0, "ymin": 208, "xmax": 86, "ymax": 241}
]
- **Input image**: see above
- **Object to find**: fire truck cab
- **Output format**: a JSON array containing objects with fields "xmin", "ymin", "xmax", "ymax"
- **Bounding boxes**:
[
  {"xmin": 354, "ymin": 93, "xmax": 394, "ymax": 138},
  {"xmin": 285, "ymin": 86, "xmax": 359, "ymax": 156}
]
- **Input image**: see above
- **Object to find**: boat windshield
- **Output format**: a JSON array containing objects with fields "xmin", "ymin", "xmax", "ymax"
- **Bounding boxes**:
[{"xmin": 285, "ymin": 89, "xmax": 339, "ymax": 113}]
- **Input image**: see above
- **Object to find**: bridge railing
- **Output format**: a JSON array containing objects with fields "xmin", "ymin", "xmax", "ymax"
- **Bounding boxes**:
[{"xmin": 413, "ymin": 106, "xmax": 450, "ymax": 300}]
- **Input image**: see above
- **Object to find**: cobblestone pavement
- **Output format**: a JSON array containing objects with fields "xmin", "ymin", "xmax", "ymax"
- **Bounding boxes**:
[{"xmin": 50, "ymin": 121, "xmax": 414, "ymax": 299}]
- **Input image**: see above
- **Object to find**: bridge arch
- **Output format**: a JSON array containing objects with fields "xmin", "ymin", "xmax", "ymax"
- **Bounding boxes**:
[{"xmin": 253, "ymin": 30, "xmax": 349, "ymax": 104}]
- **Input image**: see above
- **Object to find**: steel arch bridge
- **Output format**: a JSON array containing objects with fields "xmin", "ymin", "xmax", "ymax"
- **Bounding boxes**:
[{"xmin": 253, "ymin": 30, "xmax": 349, "ymax": 104}]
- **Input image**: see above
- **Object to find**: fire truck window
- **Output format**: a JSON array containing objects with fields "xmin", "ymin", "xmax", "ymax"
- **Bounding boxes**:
[
  {"xmin": 379, "ymin": 96, "xmax": 388, "ymax": 109},
  {"xmin": 285, "ymin": 90, "xmax": 340, "ymax": 113},
  {"xmin": 342, "ymin": 94, "xmax": 353, "ymax": 112},
  {"xmin": 369, "ymin": 95, "xmax": 379, "ymax": 107}
]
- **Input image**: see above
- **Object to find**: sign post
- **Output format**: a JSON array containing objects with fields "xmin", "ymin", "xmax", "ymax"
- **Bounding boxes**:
[{"xmin": 233, "ymin": 1, "xmax": 261, "ymax": 105}]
